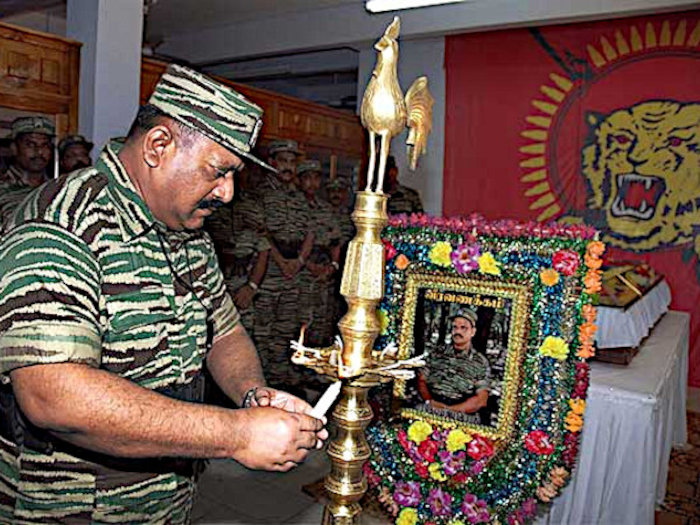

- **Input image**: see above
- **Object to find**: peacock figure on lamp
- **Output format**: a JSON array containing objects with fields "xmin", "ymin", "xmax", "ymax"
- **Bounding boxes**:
[{"xmin": 289, "ymin": 15, "xmax": 434, "ymax": 525}]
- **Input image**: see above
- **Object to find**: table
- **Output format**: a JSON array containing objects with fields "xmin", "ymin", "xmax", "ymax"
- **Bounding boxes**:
[{"xmin": 540, "ymin": 311, "xmax": 689, "ymax": 525}]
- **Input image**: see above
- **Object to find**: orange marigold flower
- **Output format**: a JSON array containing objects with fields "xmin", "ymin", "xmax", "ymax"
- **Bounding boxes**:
[
  {"xmin": 584, "ymin": 254, "xmax": 603, "ymax": 270},
  {"xmin": 586, "ymin": 240, "xmax": 605, "ymax": 258},
  {"xmin": 584, "ymin": 270, "xmax": 602, "ymax": 293},
  {"xmin": 568, "ymin": 398, "xmax": 586, "ymax": 415},
  {"xmin": 395, "ymin": 254, "xmax": 410, "ymax": 270},
  {"xmin": 565, "ymin": 412, "xmax": 583, "ymax": 432},
  {"xmin": 540, "ymin": 268, "xmax": 560, "ymax": 286},
  {"xmin": 581, "ymin": 304, "xmax": 597, "ymax": 322},
  {"xmin": 577, "ymin": 344, "xmax": 595, "ymax": 358}
]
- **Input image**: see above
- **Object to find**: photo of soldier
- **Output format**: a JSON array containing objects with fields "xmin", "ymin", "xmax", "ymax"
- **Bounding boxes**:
[{"xmin": 410, "ymin": 290, "xmax": 512, "ymax": 428}]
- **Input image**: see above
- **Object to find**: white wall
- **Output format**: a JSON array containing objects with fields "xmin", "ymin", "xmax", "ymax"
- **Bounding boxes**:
[
  {"xmin": 358, "ymin": 37, "xmax": 445, "ymax": 215},
  {"xmin": 158, "ymin": 0, "xmax": 698, "ymax": 63},
  {"xmin": 2, "ymin": 7, "xmax": 66, "ymax": 36},
  {"xmin": 67, "ymin": 0, "xmax": 143, "ymax": 153}
]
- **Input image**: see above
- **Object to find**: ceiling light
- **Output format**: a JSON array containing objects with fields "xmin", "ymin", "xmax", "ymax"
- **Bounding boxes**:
[{"xmin": 365, "ymin": 0, "xmax": 467, "ymax": 13}]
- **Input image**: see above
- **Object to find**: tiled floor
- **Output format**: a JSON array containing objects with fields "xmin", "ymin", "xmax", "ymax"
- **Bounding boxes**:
[{"xmin": 193, "ymin": 411, "xmax": 700, "ymax": 525}]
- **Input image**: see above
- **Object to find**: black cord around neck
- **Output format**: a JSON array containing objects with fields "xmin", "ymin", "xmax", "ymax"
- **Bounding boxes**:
[{"xmin": 156, "ymin": 231, "xmax": 214, "ymax": 351}]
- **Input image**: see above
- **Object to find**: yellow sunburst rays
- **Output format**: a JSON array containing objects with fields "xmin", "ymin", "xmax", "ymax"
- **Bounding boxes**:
[
  {"xmin": 520, "ymin": 72, "xmax": 572, "ymax": 221},
  {"xmin": 520, "ymin": 18, "xmax": 699, "ymax": 222}
]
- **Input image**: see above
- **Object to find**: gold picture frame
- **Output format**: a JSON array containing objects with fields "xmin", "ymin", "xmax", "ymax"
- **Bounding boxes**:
[{"xmin": 395, "ymin": 271, "xmax": 531, "ymax": 442}]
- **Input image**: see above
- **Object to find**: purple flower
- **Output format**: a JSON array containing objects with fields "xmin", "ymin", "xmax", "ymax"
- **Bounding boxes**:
[
  {"xmin": 521, "ymin": 498, "xmax": 538, "ymax": 518},
  {"xmin": 462, "ymin": 494, "xmax": 490, "ymax": 524},
  {"xmin": 438, "ymin": 450, "xmax": 465, "ymax": 476},
  {"xmin": 393, "ymin": 481, "xmax": 421, "ymax": 507},
  {"xmin": 451, "ymin": 243, "xmax": 481, "ymax": 274},
  {"xmin": 427, "ymin": 488, "xmax": 453, "ymax": 516},
  {"xmin": 469, "ymin": 459, "xmax": 485, "ymax": 476}
]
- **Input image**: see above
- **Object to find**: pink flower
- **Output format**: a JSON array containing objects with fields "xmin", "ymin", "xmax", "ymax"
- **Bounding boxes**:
[
  {"xmin": 461, "ymin": 493, "xmax": 490, "ymax": 524},
  {"xmin": 467, "ymin": 435, "xmax": 494, "ymax": 461},
  {"xmin": 525, "ymin": 430, "xmax": 555, "ymax": 455},
  {"xmin": 469, "ymin": 459, "xmax": 486, "ymax": 476},
  {"xmin": 552, "ymin": 249, "xmax": 580, "ymax": 276},
  {"xmin": 427, "ymin": 488, "xmax": 453, "ymax": 516},
  {"xmin": 451, "ymin": 243, "xmax": 481, "ymax": 274},
  {"xmin": 393, "ymin": 481, "xmax": 422, "ymax": 507},
  {"xmin": 383, "ymin": 240, "xmax": 397, "ymax": 261}
]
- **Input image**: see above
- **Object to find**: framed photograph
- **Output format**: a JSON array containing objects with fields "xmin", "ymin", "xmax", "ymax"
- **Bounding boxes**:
[
  {"xmin": 397, "ymin": 273, "xmax": 530, "ymax": 440},
  {"xmin": 366, "ymin": 214, "xmax": 603, "ymax": 524}
]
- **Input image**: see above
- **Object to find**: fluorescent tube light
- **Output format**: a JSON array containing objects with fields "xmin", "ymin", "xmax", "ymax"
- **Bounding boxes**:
[{"xmin": 365, "ymin": 0, "xmax": 467, "ymax": 13}]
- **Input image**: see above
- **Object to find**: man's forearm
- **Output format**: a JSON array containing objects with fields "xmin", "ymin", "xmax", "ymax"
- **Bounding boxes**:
[
  {"xmin": 249, "ymin": 250, "xmax": 269, "ymax": 286},
  {"xmin": 299, "ymin": 232, "xmax": 315, "ymax": 261},
  {"xmin": 11, "ymin": 363, "xmax": 249, "ymax": 459},
  {"xmin": 452, "ymin": 390, "xmax": 488, "ymax": 413},
  {"xmin": 207, "ymin": 325, "xmax": 266, "ymax": 405}
]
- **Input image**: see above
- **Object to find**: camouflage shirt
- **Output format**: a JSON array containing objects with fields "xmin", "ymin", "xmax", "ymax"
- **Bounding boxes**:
[
  {"xmin": 306, "ymin": 196, "xmax": 340, "ymax": 263},
  {"xmin": 0, "ymin": 142, "xmax": 238, "ymax": 523},
  {"xmin": 257, "ymin": 175, "xmax": 311, "ymax": 258},
  {"xmin": 387, "ymin": 184, "xmax": 423, "ymax": 216},
  {"xmin": 0, "ymin": 165, "xmax": 36, "ymax": 236},
  {"xmin": 423, "ymin": 344, "xmax": 491, "ymax": 404}
]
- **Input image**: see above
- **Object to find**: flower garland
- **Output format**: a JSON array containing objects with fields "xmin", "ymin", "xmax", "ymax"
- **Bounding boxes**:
[{"xmin": 366, "ymin": 214, "xmax": 603, "ymax": 525}]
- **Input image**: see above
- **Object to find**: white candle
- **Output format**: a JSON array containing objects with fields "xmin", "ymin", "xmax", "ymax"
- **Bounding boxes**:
[{"xmin": 310, "ymin": 380, "xmax": 342, "ymax": 419}]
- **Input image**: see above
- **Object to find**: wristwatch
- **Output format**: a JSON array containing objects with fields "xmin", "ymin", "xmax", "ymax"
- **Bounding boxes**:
[{"xmin": 242, "ymin": 387, "xmax": 258, "ymax": 408}]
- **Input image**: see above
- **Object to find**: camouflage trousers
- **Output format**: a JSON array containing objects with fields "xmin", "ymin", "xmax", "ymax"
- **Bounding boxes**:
[
  {"xmin": 224, "ymin": 275, "xmax": 256, "ymax": 336},
  {"xmin": 299, "ymin": 270, "xmax": 337, "ymax": 347},
  {"xmin": 254, "ymin": 264, "xmax": 306, "ymax": 389}
]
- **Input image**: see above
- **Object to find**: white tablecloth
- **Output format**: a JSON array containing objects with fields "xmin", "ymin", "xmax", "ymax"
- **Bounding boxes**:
[{"xmin": 540, "ymin": 311, "xmax": 689, "ymax": 525}]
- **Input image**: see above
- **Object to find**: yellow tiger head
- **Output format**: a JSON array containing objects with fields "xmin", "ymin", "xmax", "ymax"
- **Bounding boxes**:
[{"xmin": 582, "ymin": 100, "xmax": 699, "ymax": 251}]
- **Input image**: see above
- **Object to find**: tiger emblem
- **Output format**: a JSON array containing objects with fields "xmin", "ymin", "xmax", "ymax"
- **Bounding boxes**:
[{"xmin": 580, "ymin": 100, "xmax": 699, "ymax": 253}]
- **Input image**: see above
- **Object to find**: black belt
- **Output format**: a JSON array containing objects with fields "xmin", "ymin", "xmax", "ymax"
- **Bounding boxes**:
[{"xmin": 0, "ymin": 375, "xmax": 205, "ymax": 477}]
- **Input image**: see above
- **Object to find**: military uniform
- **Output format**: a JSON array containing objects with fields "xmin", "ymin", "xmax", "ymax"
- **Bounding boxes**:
[
  {"xmin": 387, "ymin": 183, "xmax": 424, "ymax": 215},
  {"xmin": 227, "ymin": 192, "xmax": 269, "ymax": 334},
  {"xmin": 422, "ymin": 344, "xmax": 491, "ymax": 425},
  {"xmin": 0, "ymin": 64, "xmax": 270, "ymax": 523},
  {"xmin": 298, "ymin": 161, "xmax": 341, "ymax": 347},
  {"xmin": 0, "ymin": 117, "xmax": 55, "ymax": 234},
  {"xmin": 0, "ymin": 142, "xmax": 239, "ymax": 522},
  {"xmin": 254, "ymin": 144, "xmax": 312, "ymax": 388}
]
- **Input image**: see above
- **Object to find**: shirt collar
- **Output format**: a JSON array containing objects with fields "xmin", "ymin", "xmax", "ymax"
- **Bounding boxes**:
[
  {"xmin": 99, "ymin": 141, "xmax": 161, "ymax": 242},
  {"xmin": 4, "ymin": 164, "xmax": 37, "ymax": 187}
]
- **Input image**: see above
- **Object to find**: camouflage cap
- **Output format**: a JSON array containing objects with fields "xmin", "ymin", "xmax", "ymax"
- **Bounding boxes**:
[
  {"xmin": 58, "ymin": 134, "xmax": 94, "ymax": 155},
  {"xmin": 268, "ymin": 139, "xmax": 301, "ymax": 157},
  {"xmin": 148, "ymin": 64, "xmax": 275, "ymax": 171},
  {"xmin": 11, "ymin": 116, "xmax": 55, "ymax": 139},
  {"xmin": 297, "ymin": 159, "xmax": 322, "ymax": 177},
  {"xmin": 450, "ymin": 308, "xmax": 478, "ymax": 326},
  {"xmin": 327, "ymin": 177, "xmax": 349, "ymax": 190}
]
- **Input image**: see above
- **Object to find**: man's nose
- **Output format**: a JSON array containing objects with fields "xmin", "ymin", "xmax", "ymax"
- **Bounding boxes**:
[{"xmin": 213, "ymin": 173, "xmax": 234, "ymax": 203}]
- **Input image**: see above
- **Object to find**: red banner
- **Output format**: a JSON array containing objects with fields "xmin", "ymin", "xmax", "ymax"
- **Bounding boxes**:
[{"xmin": 444, "ymin": 12, "xmax": 700, "ymax": 386}]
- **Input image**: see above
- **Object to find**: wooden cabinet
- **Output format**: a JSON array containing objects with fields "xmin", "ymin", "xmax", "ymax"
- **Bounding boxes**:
[
  {"xmin": 0, "ymin": 22, "xmax": 81, "ymax": 136},
  {"xmin": 141, "ymin": 57, "xmax": 365, "ymax": 160}
]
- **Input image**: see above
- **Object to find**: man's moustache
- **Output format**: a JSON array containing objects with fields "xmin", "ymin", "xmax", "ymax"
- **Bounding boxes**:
[{"xmin": 196, "ymin": 199, "xmax": 226, "ymax": 210}]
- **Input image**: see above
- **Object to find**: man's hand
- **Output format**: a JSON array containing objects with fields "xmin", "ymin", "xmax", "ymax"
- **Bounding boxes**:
[
  {"xmin": 233, "ymin": 285, "xmax": 256, "ymax": 310},
  {"xmin": 250, "ymin": 387, "xmax": 328, "ymax": 448},
  {"xmin": 427, "ymin": 400, "xmax": 448, "ymax": 410},
  {"xmin": 235, "ymin": 407, "xmax": 324, "ymax": 471}
]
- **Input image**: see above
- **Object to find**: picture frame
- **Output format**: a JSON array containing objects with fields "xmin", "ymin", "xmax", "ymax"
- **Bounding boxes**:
[{"xmin": 366, "ymin": 214, "xmax": 603, "ymax": 524}]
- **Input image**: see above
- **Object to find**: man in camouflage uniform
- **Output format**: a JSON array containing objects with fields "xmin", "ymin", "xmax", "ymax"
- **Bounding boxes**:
[
  {"xmin": 0, "ymin": 117, "xmax": 54, "ymax": 232},
  {"xmin": 417, "ymin": 308, "xmax": 491, "ymax": 425},
  {"xmin": 254, "ymin": 139, "xmax": 314, "ymax": 390},
  {"xmin": 0, "ymin": 65, "xmax": 325, "ymax": 524},
  {"xmin": 298, "ymin": 160, "xmax": 341, "ymax": 347},
  {"xmin": 58, "ymin": 134, "xmax": 93, "ymax": 174},
  {"xmin": 384, "ymin": 155, "xmax": 423, "ymax": 215}
]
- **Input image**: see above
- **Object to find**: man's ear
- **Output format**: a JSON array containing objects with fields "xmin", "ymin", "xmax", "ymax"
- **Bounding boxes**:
[
  {"xmin": 9, "ymin": 142, "xmax": 17, "ymax": 157},
  {"xmin": 142, "ymin": 124, "xmax": 174, "ymax": 168}
]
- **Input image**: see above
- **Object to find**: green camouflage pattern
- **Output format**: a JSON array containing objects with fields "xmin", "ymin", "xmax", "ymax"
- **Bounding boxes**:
[
  {"xmin": 387, "ymin": 184, "xmax": 423, "ymax": 216},
  {"xmin": 299, "ymin": 197, "xmax": 340, "ymax": 347},
  {"xmin": 148, "ymin": 64, "xmax": 273, "ymax": 171},
  {"xmin": 0, "ymin": 141, "xmax": 238, "ymax": 523},
  {"xmin": 10, "ymin": 116, "xmax": 55, "ymax": 138},
  {"xmin": 254, "ymin": 176, "xmax": 311, "ymax": 388},
  {"xmin": 423, "ymin": 344, "xmax": 491, "ymax": 402},
  {"xmin": 0, "ymin": 166, "xmax": 36, "ymax": 236}
]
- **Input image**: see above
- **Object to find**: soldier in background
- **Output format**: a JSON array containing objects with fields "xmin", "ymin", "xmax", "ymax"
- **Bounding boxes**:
[
  {"xmin": 254, "ymin": 139, "xmax": 314, "ymax": 391},
  {"xmin": 0, "ymin": 117, "xmax": 55, "ymax": 232},
  {"xmin": 58, "ymin": 134, "xmax": 93, "ymax": 174},
  {"xmin": 326, "ymin": 176, "xmax": 355, "ymax": 322},
  {"xmin": 298, "ymin": 160, "xmax": 341, "ymax": 347},
  {"xmin": 384, "ymin": 155, "xmax": 423, "ymax": 215}
]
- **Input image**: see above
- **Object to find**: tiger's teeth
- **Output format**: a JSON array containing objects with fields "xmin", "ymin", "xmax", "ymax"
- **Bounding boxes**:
[{"xmin": 644, "ymin": 178, "xmax": 652, "ymax": 190}]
